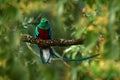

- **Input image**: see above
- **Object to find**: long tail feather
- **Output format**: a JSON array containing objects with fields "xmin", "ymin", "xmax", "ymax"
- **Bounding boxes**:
[
  {"xmin": 49, "ymin": 48, "xmax": 99, "ymax": 62},
  {"xmin": 49, "ymin": 47, "xmax": 61, "ymax": 58},
  {"xmin": 63, "ymin": 54, "xmax": 99, "ymax": 61}
]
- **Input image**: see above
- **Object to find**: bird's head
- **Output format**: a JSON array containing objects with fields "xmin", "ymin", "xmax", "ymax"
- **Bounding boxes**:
[
  {"xmin": 38, "ymin": 18, "xmax": 50, "ymax": 29},
  {"xmin": 40, "ymin": 18, "xmax": 48, "ymax": 24}
]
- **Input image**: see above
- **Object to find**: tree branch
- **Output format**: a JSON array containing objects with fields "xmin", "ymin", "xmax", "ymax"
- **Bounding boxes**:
[{"xmin": 21, "ymin": 35, "xmax": 85, "ymax": 47}]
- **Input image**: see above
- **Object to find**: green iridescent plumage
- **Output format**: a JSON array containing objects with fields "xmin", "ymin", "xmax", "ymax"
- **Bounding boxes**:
[{"xmin": 35, "ymin": 18, "xmax": 52, "ymax": 38}]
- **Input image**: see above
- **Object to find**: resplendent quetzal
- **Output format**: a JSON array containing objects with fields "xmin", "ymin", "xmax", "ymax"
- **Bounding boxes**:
[{"xmin": 35, "ymin": 17, "xmax": 99, "ymax": 64}]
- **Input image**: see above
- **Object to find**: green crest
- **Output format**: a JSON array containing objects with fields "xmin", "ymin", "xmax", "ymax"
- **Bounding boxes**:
[{"xmin": 37, "ymin": 17, "xmax": 50, "ymax": 30}]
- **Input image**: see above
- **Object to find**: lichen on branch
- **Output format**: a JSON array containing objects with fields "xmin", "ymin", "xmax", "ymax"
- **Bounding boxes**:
[{"xmin": 21, "ymin": 35, "xmax": 85, "ymax": 47}]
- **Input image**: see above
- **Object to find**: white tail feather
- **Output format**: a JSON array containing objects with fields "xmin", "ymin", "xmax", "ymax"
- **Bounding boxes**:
[{"xmin": 42, "ymin": 49, "xmax": 51, "ymax": 63}]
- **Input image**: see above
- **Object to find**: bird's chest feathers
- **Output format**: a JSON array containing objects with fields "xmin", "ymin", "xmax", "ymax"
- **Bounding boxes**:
[{"xmin": 38, "ymin": 28, "xmax": 50, "ymax": 39}]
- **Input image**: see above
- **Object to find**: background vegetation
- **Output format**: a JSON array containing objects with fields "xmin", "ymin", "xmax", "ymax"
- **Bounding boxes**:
[{"xmin": 0, "ymin": 0, "xmax": 120, "ymax": 80}]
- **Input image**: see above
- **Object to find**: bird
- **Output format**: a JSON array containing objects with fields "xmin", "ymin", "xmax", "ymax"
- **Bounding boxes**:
[
  {"xmin": 34, "ymin": 17, "xmax": 59, "ymax": 64},
  {"xmin": 34, "ymin": 17, "xmax": 99, "ymax": 64}
]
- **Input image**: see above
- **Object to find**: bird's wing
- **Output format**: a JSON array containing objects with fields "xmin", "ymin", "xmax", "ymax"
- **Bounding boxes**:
[
  {"xmin": 34, "ymin": 25, "xmax": 39, "ymax": 38},
  {"xmin": 49, "ymin": 25, "xmax": 53, "ymax": 39}
]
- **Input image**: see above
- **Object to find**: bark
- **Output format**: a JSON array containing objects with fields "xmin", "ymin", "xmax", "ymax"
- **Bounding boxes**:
[{"xmin": 21, "ymin": 35, "xmax": 85, "ymax": 47}]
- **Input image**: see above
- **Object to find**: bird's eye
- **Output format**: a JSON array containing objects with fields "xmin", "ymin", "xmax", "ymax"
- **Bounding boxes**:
[{"xmin": 45, "ymin": 21, "xmax": 48, "ymax": 23}]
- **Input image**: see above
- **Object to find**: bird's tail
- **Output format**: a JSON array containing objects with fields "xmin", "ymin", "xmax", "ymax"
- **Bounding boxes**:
[
  {"xmin": 50, "ymin": 48, "xmax": 99, "ymax": 62},
  {"xmin": 39, "ymin": 48, "xmax": 51, "ymax": 64},
  {"xmin": 63, "ymin": 54, "xmax": 99, "ymax": 61},
  {"xmin": 40, "ymin": 47, "xmax": 99, "ymax": 63}
]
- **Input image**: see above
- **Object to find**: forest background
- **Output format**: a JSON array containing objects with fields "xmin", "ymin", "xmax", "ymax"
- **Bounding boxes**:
[{"xmin": 0, "ymin": 0, "xmax": 120, "ymax": 80}]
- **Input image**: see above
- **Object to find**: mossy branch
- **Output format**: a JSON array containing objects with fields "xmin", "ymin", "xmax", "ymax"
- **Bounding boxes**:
[{"xmin": 21, "ymin": 35, "xmax": 85, "ymax": 47}]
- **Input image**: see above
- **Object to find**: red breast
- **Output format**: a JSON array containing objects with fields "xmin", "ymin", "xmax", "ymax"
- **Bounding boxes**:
[{"xmin": 38, "ymin": 28, "xmax": 50, "ymax": 39}]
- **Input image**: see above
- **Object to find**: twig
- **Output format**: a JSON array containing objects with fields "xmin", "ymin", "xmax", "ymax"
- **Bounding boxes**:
[
  {"xmin": 24, "ymin": 14, "xmax": 41, "ymax": 26},
  {"xmin": 52, "ymin": 58, "xmax": 70, "ymax": 68},
  {"xmin": 26, "ymin": 43, "xmax": 40, "ymax": 57}
]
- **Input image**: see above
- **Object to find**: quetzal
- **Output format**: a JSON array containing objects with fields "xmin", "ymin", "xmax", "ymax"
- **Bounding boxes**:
[{"xmin": 34, "ymin": 17, "xmax": 99, "ymax": 64}]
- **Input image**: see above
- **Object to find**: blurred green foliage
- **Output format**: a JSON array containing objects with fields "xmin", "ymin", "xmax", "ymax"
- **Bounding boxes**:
[{"xmin": 0, "ymin": 0, "xmax": 120, "ymax": 80}]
